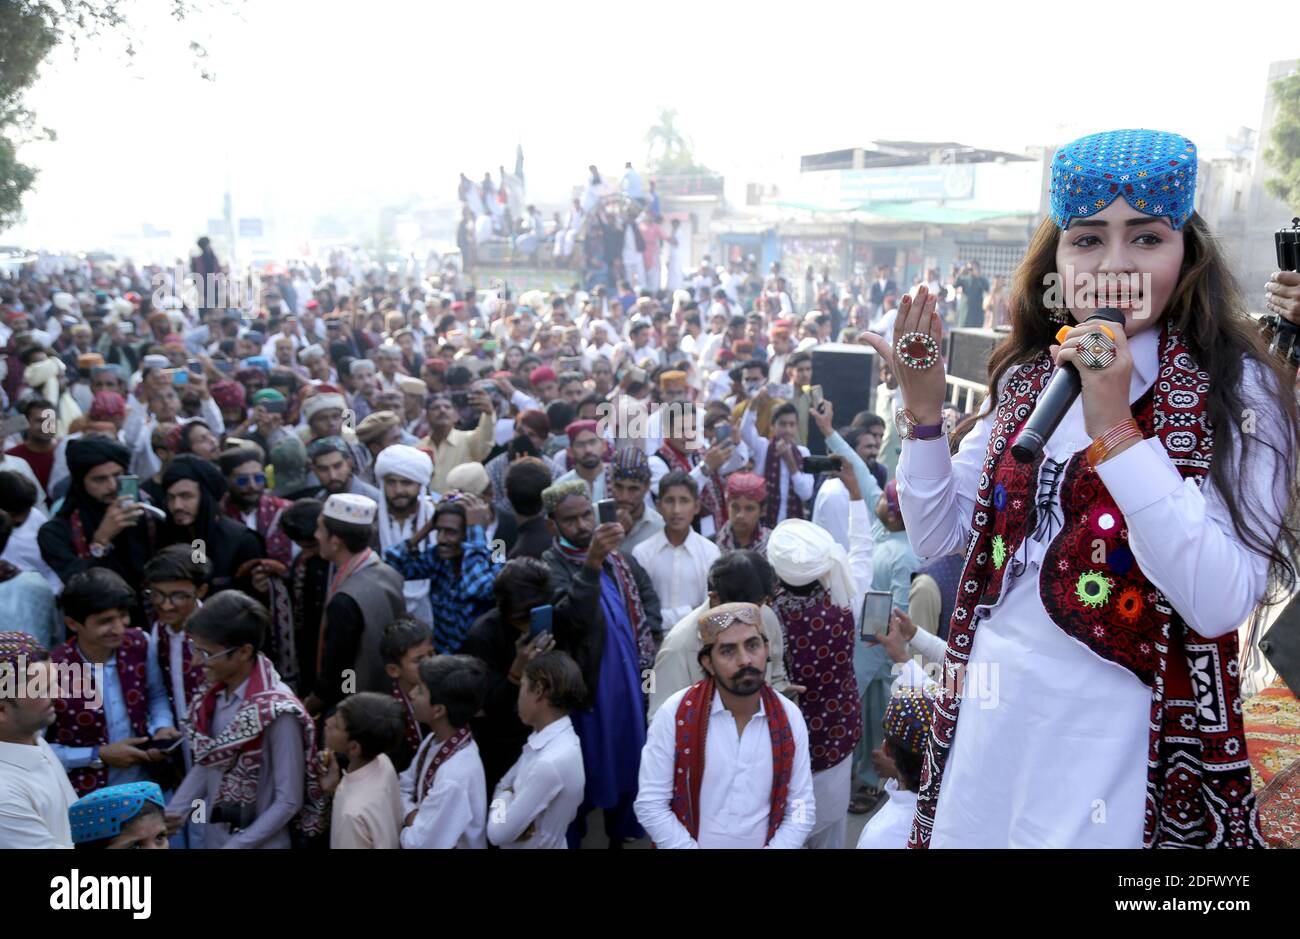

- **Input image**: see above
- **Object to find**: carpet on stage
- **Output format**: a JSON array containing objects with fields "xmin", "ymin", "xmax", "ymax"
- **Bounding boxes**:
[{"xmin": 1244, "ymin": 676, "xmax": 1300, "ymax": 848}]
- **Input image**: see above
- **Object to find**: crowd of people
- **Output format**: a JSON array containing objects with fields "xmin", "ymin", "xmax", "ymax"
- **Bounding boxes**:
[{"xmin": 1, "ymin": 126, "xmax": 1299, "ymax": 851}]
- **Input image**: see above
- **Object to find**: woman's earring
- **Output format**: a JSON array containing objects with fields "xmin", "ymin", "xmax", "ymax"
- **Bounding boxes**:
[{"xmin": 1047, "ymin": 305, "xmax": 1071, "ymax": 326}]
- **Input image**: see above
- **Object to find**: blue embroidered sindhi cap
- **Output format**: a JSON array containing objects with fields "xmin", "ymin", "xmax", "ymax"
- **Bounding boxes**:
[
  {"xmin": 1050, "ymin": 129, "xmax": 1197, "ymax": 230},
  {"xmin": 69, "ymin": 781, "xmax": 166, "ymax": 844}
]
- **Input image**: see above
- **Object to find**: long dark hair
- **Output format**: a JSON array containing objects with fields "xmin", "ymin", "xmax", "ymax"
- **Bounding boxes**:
[{"xmin": 986, "ymin": 212, "xmax": 1299, "ymax": 601}]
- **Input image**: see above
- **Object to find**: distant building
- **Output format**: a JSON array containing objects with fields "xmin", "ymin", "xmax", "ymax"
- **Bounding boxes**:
[{"xmin": 712, "ymin": 140, "xmax": 1044, "ymax": 302}]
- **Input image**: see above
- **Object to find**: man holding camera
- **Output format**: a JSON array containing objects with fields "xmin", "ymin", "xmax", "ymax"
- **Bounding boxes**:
[
  {"xmin": 741, "ymin": 386, "xmax": 813, "ymax": 527},
  {"xmin": 420, "ymin": 390, "xmax": 496, "ymax": 496}
]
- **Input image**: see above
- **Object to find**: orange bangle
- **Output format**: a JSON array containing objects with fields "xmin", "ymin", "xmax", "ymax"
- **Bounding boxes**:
[{"xmin": 1088, "ymin": 418, "xmax": 1142, "ymax": 467}]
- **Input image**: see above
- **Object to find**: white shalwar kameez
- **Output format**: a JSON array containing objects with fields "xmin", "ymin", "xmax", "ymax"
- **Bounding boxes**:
[{"xmin": 895, "ymin": 327, "xmax": 1286, "ymax": 848}]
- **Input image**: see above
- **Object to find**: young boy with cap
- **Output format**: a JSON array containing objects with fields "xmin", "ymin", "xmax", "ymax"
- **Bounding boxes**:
[
  {"xmin": 856, "ymin": 690, "xmax": 932, "ymax": 850},
  {"xmin": 69, "ymin": 781, "xmax": 169, "ymax": 849}
]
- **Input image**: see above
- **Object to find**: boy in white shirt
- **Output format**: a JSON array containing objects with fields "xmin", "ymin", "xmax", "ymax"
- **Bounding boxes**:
[
  {"xmin": 855, "ymin": 690, "xmax": 932, "ymax": 850},
  {"xmin": 488, "ymin": 651, "xmax": 587, "ymax": 849},
  {"xmin": 632, "ymin": 470, "xmax": 720, "ymax": 628},
  {"xmin": 398, "ymin": 655, "xmax": 488, "ymax": 849},
  {"xmin": 322, "ymin": 692, "xmax": 406, "ymax": 849}
]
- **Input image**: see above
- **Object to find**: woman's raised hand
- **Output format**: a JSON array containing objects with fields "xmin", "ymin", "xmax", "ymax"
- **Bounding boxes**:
[{"xmin": 857, "ymin": 285, "xmax": 948, "ymax": 425}]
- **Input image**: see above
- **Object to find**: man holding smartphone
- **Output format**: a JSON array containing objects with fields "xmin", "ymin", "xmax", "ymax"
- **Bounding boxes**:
[
  {"xmin": 48, "ymin": 569, "xmax": 181, "ymax": 796},
  {"xmin": 38, "ymin": 436, "xmax": 155, "ymax": 623}
]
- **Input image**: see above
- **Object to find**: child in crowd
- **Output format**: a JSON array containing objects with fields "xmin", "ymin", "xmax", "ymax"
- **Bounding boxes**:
[
  {"xmin": 322, "ymin": 691, "xmax": 406, "ymax": 849},
  {"xmin": 381, "ymin": 617, "xmax": 436, "ymax": 772},
  {"xmin": 632, "ymin": 470, "xmax": 720, "ymax": 628},
  {"xmin": 856, "ymin": 691, "xmax": 931, "ymax": 849},
  {"xmin": 398, "ymin": 655, "xmax": 488, "ymax": 849},
  {"xmin": 488, "ymin": 651, "xmax": 586, "ymax": 849},
  {"xmin": 70, "ymin": 781, "xmax": 170, "ymax": 850}
]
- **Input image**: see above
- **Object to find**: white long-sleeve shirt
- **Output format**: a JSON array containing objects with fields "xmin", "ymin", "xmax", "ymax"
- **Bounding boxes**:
[
  {"xmin": 487, "ymin": 716, "xmax": 585, "ymax": 849},
  {"xmin": 632, "ymin": 529, "xmax": 720, "ymax": 628},
  {"xmin": 740, "ymin": 407, "xmax": 812, "ymax": 523},
  {"xmin": 398, "ymin": 734, "xmax": 487, "ymax": 849},
  {"xmin": 635, "ymin": 685, "xmax": 816, "ymax": 849},
  {"xmin": 854, "ymin": 779, "xmax": 917, "ymax": 849},
  {"xmin": 893, "ymin": 326, "xmax": 1290, "ymax": 848}
]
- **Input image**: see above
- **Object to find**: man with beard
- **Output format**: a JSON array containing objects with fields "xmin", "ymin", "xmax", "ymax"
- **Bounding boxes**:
[
  {"xmin": 345, "ymin": 359, "xmax": 379, "ymax": 423},
  {"xmin": 541, "ymin": 480, "xmax": 660, "ymax": 848},
  {"xmin": 383, "ymin": 494, "xmax": 500, "ymax": 655},
  {"xmin": 421, "ymin": 391, "xmax": 495, "ymax": 496},
  {"xmin": 306, "ymin": 494, "xmax": 405, "ymax": 716},
  {"xmin": 554, "ymin": 420, "xmax": 608, "ymax": 504},
  {"xmin": 608, "ymin": 445, "xmax": 663, "ymax": 555},
  {"xmin": 0, "ymin": 633, "xmax": 80, "ymax": 848},
  {"xmin": 159, "ymin": 454, "xmax": 263, "ymax": 595},
  {"xmin": 38, "ymin": 436, "xmax": 156, "ymax": 624},
  {"xmin": 374, "ymin": 445, "xmax": 438, "ymax": 626},
  {"xmin": 634, "ymin": 602, "xmax": 815, "ymax": 848},
  {"xmin": 307, "ymin": 436, "xmax": 381, "ymax": 502},
  {"xmin": 300, "ymin": 385, "xmax": 370, "ymax": 475}
]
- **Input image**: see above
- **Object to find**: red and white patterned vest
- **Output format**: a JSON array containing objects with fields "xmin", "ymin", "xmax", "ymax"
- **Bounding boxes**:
[
  {"xmin": 911, "ymin": 323, "xmax": 1262, "ymax": 849},
  {"xmin": 772, "ymin": 582, "xmax": 862, "ymax": 773},
  {"xmin": 49, "ymin": 628, "xmax": 152, "ymax": 796}
]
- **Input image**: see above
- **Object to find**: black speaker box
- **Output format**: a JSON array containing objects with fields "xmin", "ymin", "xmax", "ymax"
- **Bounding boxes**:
[
  {"xmin": 945, "ymin": 327, "xmax": 1000, "ymax": 385},
  {"xmin": 808, "ymin": 343, "xmax": 879, "ymax": 454}
]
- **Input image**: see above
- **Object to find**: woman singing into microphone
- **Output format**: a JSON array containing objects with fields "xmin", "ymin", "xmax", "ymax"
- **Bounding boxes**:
[{"xmin": 863, "ymin": 129, "xmax": 1299, "ymax": 848}]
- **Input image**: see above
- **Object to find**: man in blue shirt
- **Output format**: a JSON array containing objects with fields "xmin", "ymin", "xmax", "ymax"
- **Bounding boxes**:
[
  {"xmin": 383, "ymin": 492, "xmax": 500, "ymax": 654},
  {"xmin": 46, "ymin": 569, "xmax": 179, "ymax": 796}
]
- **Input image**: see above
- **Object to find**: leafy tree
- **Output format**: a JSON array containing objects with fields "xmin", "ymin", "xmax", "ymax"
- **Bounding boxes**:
[
  {"xmin": 1264, "ymin": 70, "xmax": 1300, "ymax": 213},
  {"xmin": 643, "ymin": 107, "xmax": 713, "ymax": 176},
  {"xmin": 0, "ymin": 1, "xmax": 223, "ymax": 230}
]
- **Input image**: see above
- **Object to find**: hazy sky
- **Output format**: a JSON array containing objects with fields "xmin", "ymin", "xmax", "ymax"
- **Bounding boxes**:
[{"xmin": 7, "ymin": 0, "xmax": 1296, "ymax": 258}]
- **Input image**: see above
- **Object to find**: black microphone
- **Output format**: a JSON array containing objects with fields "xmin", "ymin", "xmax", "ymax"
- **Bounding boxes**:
[{"xmin": 1010, "ymin": 308, "xmax": 1126, "ymax": 464}]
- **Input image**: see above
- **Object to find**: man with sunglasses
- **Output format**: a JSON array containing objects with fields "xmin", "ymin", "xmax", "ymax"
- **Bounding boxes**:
[{"xmin": 218, "ymin": 443, "xmax": 293, "ymax": 567}]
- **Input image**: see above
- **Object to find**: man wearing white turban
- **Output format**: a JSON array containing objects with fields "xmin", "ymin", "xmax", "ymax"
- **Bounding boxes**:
[
  {"xmin": 23, "ymin": 357, "xmax": 82, "ymax": 437},
  {"xmin": 374, "ymin": 444, "xmax": 438, "ymax": 626},
  {"xmin": 765, "ymin": 470, "xmax": 875, "ymax": 850}
]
